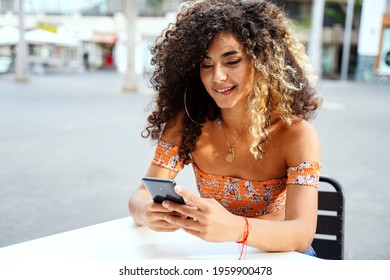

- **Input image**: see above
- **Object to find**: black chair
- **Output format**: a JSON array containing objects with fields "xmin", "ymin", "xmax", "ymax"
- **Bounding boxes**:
[{"xmin": 312, "ymin": 175, "xmax": 345, "ymax": 260}]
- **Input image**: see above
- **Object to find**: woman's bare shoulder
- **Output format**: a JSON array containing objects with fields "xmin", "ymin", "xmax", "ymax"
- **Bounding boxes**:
[
  {"xmin": 285, "ymin": 118, "xmax": 318, "ymax": 137},
  {"xmin": 281, "ymin": 119, "xmax": 321, "ymax": 166},
  {"xmin": 161, "ymin": 111, "xmax": 186, "ymax": 146}
]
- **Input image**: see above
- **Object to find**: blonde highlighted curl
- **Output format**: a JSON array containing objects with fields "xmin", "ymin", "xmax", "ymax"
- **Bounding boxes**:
[{"xmin": 143, "ymin": 0, "xmax": 322, "ymax": 162}]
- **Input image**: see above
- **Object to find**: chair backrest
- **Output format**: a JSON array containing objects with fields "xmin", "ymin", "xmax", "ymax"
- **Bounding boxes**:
[{"xmin": 312, "ymin": 175, "xmax": 345, "ymax": 260}]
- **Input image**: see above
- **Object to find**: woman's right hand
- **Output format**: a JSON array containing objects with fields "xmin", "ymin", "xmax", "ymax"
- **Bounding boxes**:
[
  {"xmin": 129, "ymin": 164, "xmax": 183, "ymax": 232},
  {"xmin": 139, "ymin": 199, "xmax": 184, "ymax": 232}
]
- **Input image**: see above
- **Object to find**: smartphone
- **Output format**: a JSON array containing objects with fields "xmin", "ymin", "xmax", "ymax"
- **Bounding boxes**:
[{"xmin": 142, "ymin": 177, "xmax": 186, "ymax": 205}]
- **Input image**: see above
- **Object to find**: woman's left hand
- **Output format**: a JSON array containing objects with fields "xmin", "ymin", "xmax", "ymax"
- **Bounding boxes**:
[{"xmin": 161, "ymin": 185, "xmax": 244, "ymax": 242}]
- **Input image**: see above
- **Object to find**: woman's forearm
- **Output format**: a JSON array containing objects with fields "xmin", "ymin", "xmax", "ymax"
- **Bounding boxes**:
[
  {"xmin": 245, "ymin": 218, "xmax": 315, "ymax": 253},
  {"xmin": 128, "ymin": 187, "xmax": 150, "ymax": 226}
]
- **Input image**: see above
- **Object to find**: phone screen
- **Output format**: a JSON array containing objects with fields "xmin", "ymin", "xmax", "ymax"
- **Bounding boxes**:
[{"xmin": 142, "ymin": 177, "xmax": 186, "ymax": 205}]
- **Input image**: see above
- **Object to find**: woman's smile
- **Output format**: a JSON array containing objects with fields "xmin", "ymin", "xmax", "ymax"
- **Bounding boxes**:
[
  {"xmin": 214, "ymin": 85, "xmax": 236, "ymax": 95},
  {"xmin": 200, "ymin": 32, "xmax": 254, "ymax": 110}
]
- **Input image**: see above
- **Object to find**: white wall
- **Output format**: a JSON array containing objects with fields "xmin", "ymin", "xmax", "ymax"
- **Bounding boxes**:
[{"xmin": 358, "ymin": 0, "xmax": 387, "ymax": 56}]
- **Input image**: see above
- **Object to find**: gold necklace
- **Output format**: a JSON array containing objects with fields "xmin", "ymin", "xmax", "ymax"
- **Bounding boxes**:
[{"xmin": 218, "ymin": 119, "xmax": 245, "ymax": 163}]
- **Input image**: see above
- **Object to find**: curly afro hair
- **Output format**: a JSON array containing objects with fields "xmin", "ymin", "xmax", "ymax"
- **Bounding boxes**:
[{"xmin": 142, "ymin": 0, "xmax": 321, "ymax": 163}]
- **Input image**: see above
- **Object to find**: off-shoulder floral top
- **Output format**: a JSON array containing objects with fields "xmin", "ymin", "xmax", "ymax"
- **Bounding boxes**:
[{"xmin": 152, "ymin": 140, "xmax": 322, "ymax": 217}]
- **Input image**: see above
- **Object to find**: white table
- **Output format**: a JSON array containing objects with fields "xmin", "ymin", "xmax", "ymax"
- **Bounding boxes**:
[{"xmin": 0, "ymin": 217, "xmax": 315, "ymax": 260}]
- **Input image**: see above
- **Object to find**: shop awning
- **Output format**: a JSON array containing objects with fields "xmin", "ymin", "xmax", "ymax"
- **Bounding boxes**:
[
  {"xmin": 0, "ymin": 26, "xmax": 19, "ymax": 45},
  {"xmin": 25, "ymin": 29, "xmax": 81, "ymax": 47},
  {"xmin": 0, "ymin": 26, "xmax": 81, "ymax": 47},
  {"xmin": 91, "ymin": 33, "xmax": 117, "ymax": 44}
]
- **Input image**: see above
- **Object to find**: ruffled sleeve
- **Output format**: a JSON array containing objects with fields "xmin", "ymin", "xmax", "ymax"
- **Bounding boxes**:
[
  {"xmin": 151, "ymin": 140, "xmax": 185, "ymax": 172},
  {"xmin": 286, "ymin": 161, "xmax": 322, "ymax": 188}
]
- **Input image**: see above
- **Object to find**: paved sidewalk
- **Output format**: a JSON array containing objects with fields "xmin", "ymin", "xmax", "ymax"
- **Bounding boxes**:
[{"xmin": 1, "ymin": 71, "xmax": 389, "ymax": 259}]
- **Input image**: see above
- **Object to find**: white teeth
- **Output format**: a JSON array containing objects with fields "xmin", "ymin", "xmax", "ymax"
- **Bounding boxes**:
[{"xmin": 216, "ymin": 86, "xmax": 234, "ymax": 93}]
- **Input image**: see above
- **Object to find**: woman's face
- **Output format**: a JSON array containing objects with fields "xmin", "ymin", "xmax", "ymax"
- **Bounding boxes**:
[{"xmin": 200, "ymin": 32, "xmax": 254, "ymax": 110}]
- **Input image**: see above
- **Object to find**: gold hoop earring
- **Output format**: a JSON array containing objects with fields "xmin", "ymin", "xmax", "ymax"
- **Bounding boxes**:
[{"xmin": 184, "ymin": 87, "xmax": 202, "ymax": 126}]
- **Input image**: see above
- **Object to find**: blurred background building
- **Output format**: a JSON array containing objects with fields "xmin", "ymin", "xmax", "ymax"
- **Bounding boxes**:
[{"xmin": 0, "ymin": 0, "xmax": 389, "ymax": 84}]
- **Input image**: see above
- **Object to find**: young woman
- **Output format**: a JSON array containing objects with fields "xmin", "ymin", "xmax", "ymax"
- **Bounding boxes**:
[{"xmin": 129, "ymin": 0, "xmax": 322, "ymax": 256}]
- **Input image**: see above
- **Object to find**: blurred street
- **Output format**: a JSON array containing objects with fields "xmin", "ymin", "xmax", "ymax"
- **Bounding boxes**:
[{"xmin": 0, "ymin": 71, "xmax": 389, "ymax": 259}]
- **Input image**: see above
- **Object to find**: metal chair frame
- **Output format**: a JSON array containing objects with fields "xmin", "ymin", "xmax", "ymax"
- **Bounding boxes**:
[{"xmin": 312, "ymin": 175, "xmax": 345, "ymax": 260}]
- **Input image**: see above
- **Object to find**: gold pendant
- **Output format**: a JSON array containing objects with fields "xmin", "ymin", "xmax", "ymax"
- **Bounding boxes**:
[{"xmin": 225, "ymin": 149, "xmax": 235, "ymax": 163}]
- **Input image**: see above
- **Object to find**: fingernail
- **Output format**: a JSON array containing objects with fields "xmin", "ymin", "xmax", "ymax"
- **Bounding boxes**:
[
  {"xmin": 174, "ymin": 185, "xmax": 182, "ymax": 193},
  {"xmin": 162, "ymin": 201, "xmax": 169, "ymax": 207}
]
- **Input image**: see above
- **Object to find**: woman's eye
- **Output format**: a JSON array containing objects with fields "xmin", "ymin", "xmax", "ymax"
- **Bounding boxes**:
[
  {"xmin": 227, "ymin": 59, "xmax": 242, "ymax": 65},
  {"xmin": 201, "ymin": 63, "xmax": 213, "ymax": 69}
]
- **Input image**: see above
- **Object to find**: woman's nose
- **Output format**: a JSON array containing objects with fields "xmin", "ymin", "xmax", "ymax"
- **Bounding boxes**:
[{"xmin": 213, "ymin": 65, "xmax": 227, "ymax": 82}]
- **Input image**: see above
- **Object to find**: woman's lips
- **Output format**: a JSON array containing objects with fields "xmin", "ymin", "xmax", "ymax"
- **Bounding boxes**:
[{"xmin": 214, "ymin": 85, "xmax": 236, "ymax": 95}]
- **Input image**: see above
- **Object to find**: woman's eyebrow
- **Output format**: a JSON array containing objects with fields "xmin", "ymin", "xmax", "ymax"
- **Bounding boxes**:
[
  {"xmin": 204, "ymin": 50, "xmax": 240, "ymax": 60},
  {"xmin": 222, "ymin": 50, "xmax": 239, "ymax": 57}
]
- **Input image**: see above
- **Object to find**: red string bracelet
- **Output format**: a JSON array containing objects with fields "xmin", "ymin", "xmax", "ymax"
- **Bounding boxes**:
[{"xmin": 237, "ymin": 216, "xmax": 250, "ymax": 260}]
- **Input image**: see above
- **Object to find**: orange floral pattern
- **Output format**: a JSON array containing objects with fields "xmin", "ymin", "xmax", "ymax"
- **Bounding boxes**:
[
  {"xmin": 152, "ymin": 141, "xmax": 184, "ymax": 172},
  {"xmin": 152, "ymin": 140, "xmax": 322, "ymax": 217}
]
